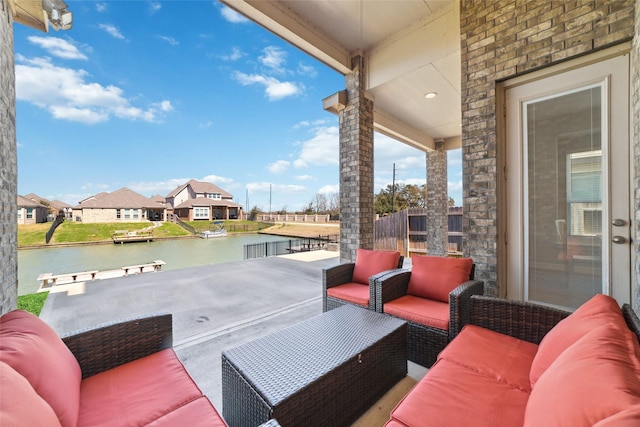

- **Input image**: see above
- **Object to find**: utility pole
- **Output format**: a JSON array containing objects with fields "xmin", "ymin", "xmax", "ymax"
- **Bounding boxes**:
[
  {"xmin": 391, "ymin": 163, "xmax": 396, "ymax": 214},
  {"xmin": 269, "ymin": 184, "xmax": 272, "ymax": 221}
]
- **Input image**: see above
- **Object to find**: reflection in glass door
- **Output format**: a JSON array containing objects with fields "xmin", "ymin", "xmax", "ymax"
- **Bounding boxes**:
[
  {"xmin": 524, "ymin": 86, "xmax": 603, "ymax": 308},
  {"xmin": 505, "ymin": 53, "xmax": 630, "ymax": 310}
]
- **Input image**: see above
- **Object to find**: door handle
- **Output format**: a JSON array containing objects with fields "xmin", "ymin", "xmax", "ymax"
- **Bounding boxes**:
[
  {"xmin": 612, "ymin": 219, "xmax": 627, "ymax": 227},
  {"xmin": 612, "ymin": 236, "xmax": 627, "ymax": 244}
]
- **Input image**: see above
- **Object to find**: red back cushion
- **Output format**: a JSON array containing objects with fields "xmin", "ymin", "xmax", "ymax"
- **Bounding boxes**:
[
  {"xmin": 524, "ymin": 323, "xmax": 640, "ymax": 426},
  {"xmin": 529, "ymin": 294, "xmax": 628, "ymax": 387},
  {"xmin": 351, "ymin": 249, "xmax": 401, "ymax": 285},
  {"xmin": 0, "ymin": 361, "xmax": 62, "ymax": 427},
  {"xmin": 407, "ymin": 256, "xmax": 473, "ymax": 302},
  {"xmin": 0, "ymin": 310, "xmax": 81, "ymax": 427}
]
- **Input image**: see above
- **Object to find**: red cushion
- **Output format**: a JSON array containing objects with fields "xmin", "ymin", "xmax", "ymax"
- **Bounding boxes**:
[
  {"xmin": 0, "ymin": 361, "xmax": 62, "ymax": 427},
  {"xmin": 0, "ymin": 310, "xmax": 81, "ymax": 427},
  {"xmin": 524, "ymin": 323, "xmax": 640, "ymax": 426},
  {"xmin": 594, "ymin": 405, "xmax": 640, "ymax": 426},
  {"xmin": 384, "ymin": 295, "xmax": 449, "ymax": 330},
  {"xmin": 407, "ymin": 255, "xmax": 472, "ymax": 302},
  {"xmin": 146, "ymin": 397, "xmax": 228, "ymax": 427},
  {"xmin": 529, "ymin": 294, "xmax": 628, "ymax": 387},
  {"xmin": 439, "ymin": 325, "xmax": 538, "ymax": 393},
  {"xmin": 326, "ymin": 282, "xmax": 370, "ymax": 306},
  {"xmin": 389, "ymin": 359, "xmax": 529, "ymax": 427},
  {"xmin": 78, "ymin": 349, "xmax": 204, "ymax": 426},
  {"xmin": 352, "ymin": 249, "xmax": 401, "ymax": 285}
]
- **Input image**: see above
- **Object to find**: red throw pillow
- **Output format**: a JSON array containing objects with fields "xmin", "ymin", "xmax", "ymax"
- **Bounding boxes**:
[
  {"xmin": 529, "ymin": 294, "xmax": 628, "ymax": 387},
  {"xmin": 351, "ymin": 249, "xmax": 401, "ymax": 285},
  {"xmin": 407, "ymin": 255, "xmax": 473, "ymax": 302},
  {"xmin": 0, "ymin": 310, "xmax": 82, "ymax": 427}
]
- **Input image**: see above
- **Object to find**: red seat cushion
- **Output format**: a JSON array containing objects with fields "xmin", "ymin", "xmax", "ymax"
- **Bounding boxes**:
[
  {"xmin": 0, "ymin": 310, "xmax": 81, "ymax": 427},
  {"xmin": 524, "ymin": 323, "xmax": 640, "ymax": 426},
  {"xmin": 0, "ymin": 361, "xmax": 62, "ymax": 427},
  {"xmin": 326, "ymin": 282, "xmax": 370, "ymax": 306},
  {"xmin": 78, "ymin": 349, "xmax": 204, "ymax": 426},
  {"xmin": 389, "ymin": 359, "xmax": 530, "ymax": 427},
  {"xmin": 146, "ymin": 396, "xmax": 228, "ymax": 427},
  {"xmin": 529, "ymin": 293, "xmax": 629, "ymax": 387},
  {"xmin": 439, "ymin": 325, "xmax": 538, "ymax": 393},
  {"xmin": 352, "ymin": 249, "xmax": 401, "ymax": 285},
  {"xmin": 407, "ymin": 255, "xmax": 472, "ymax": 302},
  {"xmin": 384, "ymin": 295, "xmax": 449, "ymax": 330}
]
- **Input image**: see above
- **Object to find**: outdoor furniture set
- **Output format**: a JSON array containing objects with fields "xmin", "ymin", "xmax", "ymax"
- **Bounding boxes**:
[{"xmin": 385, "ymin": 293, "xmax": 640, "ymax": 426}]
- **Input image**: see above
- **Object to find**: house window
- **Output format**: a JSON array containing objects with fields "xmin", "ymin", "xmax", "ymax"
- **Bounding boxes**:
[
  {"xmin": 193, "ymin": 207, "xmax": 209, "ymax": 219},
  {"xmin": 207, "ymin": 193, "xmax": 221, "ymax": 200},
  {"xmin": 17, "ymin": 210, "xmax": 22, "ymax": 219},
  {"xmin": 124, "ymin": 209, "xmax": 131, "ymax": 219},
  {"xmin": 133, "ymin": 209, "xmax": 139, "ymax": 219},
  {"xmin": 26, "ymin": 208, "xmax": 33, "ymax": 219},
  {"xmin": 116, "ymin": 209, "xmax": 121, "ymax": 219}
]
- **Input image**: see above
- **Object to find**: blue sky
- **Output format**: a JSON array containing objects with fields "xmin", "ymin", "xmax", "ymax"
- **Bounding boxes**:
[{"xmin": 14, "ymin": 1, "xmax": 462, "ymax": 212}]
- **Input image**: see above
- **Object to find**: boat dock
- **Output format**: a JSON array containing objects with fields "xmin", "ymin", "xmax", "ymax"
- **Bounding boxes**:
[
  {"xmin": 112, "ymin": 229, "xmax": 154, "ymax": 243},
  {"xmin": 37, "ymin": 260, "xmax": 166, "ymax": 293}
]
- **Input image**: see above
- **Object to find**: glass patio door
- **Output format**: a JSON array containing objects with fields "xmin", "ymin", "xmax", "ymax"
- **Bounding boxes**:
[{"xmin": 505, "ymin": 54, "xmax": 630, "ymax": 309}]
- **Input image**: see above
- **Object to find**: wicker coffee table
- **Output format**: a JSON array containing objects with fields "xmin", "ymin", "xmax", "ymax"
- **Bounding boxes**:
[{"xmin": 221, "ymin": 304, "xmax": 407, "ymax": 427}]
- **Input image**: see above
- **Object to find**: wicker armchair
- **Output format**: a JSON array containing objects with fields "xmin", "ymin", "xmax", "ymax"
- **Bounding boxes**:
[
  {"xmin": 374, "ymin": 257, "xmax": 483, "ymax": 367},
  {"xmin": 322, "ymin": 249, "xmax": 404, "ymax": 312}
]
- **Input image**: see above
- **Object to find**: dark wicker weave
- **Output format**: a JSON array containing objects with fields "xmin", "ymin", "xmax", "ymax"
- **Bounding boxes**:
[
  {"xmin": 322, "ymin": 256, "xmax": 404, "ymax": 312},
  {"xmin": 471, "ymin": 296, "xmax": 640, "ymax": 346},
  {"xmin": 469, "ymin": 295, "xmax": 570, "ymax": 344},
  {"xmin": 222, "ymin": 305, "xmax": 407, "ymax": 427},
  {"xmin": 61, "ymin": 313, "xmax": 173, "ymax": 379},
  {"xmin": 374, "ymin": 266, "xmax": 484, "ymax": 367}
]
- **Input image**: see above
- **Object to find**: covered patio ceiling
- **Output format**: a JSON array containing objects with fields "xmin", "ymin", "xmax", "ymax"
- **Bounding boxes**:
[{"xmin": 221, "ymin": 0, "xmax": 462, "ymax": 152}]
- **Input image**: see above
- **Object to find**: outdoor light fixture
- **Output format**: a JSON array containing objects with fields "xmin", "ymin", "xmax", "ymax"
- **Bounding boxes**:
[
  {"xmin": 43, "ymin": 0, "xmax": 73, "ymax": 31},
  {"xmin": 424, "ymin": 92, "xmax": 438, "ymax": 99}
]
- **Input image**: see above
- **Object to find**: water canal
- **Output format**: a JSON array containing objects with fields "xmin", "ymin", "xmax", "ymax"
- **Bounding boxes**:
[{"xmin": 18, "ymin": 234, "xmax": 289, "ymax": 295}]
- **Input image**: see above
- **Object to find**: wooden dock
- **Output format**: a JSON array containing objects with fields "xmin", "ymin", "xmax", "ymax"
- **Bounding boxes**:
[
  {"xmin": 112, "ymin": 229, "xmax": 154, "ymax": 244},
  {"xmin": 37, "ymin": 260, "xmax": 166, "ymax": 293}
]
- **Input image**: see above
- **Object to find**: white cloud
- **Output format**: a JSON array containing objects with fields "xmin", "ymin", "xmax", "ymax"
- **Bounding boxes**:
[
  {"xmin": 247, "ymin": 182, "xmax": 306, "ymax": 193},
  {"xmin": 221, "ymin": 47, "xmax": 245, "ymax": 61},
  {"xmin": 158, "ymin": 35, "xmax": 179, "ymax": 46},
  {"xmin": 96, "ymin": 3, "xmax": 107, "ymax": 12},
  {"xmin": 318, "ymin": 184, "xmax": 339, "ymax": 194},
  {"xmin": 129, "ymin": 178, "xmax": 190, "ymax": 196},
  {"xmin": 149, "ymin": 2, "xmax": 162, "ymax": 13},
  {"xmin": 15, "ymin": 56, "xmax": 173, "ymax": 124},
  {"xmin": 199, "ymin": 120, "xmax": 213, "ymax": 129},
  {"xmin": 259, "ymin": 46, "xmax": 287, "ymax": 72},
  {"xmin": 99, "ymin": 24, "xmax": 125, "ymax": 40},
  {"xmin": 220, "ymin": 5, "xmax": 250, "ymax": 23},
  {"xmin": 27, "ymin": 36, "xmax": 87, "ymax": 60},
  {"xmin": 201, "ymin": 175, "xmax": 235, "ymax": 186},
  {"xmin": 267, "ymin": 160, "xmax": 290, "ymax": 174},
  {"xmin": 293, "ymin": 126, "xmax": 339, "ymax": 168},
  {"xmin": 81, "ymin": 182, "xmax": 110, "ymax": 191},
  {"xmin": 295, "ymin": 175, "xmax": 315, "ymax": 181},
  {"xmin": 233, "ymin": 72, "xmax": 303, "ymax": 101},
  {"xmin": 297, "ymin": 62, "xmax": 317, "ymax": 77}
]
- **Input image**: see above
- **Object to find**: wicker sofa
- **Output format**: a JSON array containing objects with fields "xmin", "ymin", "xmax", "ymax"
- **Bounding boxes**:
[
  {"xmin": 0, "ymin": 310, "xmax": 227, "ymax": 427},
  {"xmin": 385, "ymin": 294, "xmax": 640, "ymax": 426}
]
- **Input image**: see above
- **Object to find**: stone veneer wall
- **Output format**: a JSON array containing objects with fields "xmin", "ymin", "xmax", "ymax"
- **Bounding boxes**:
[
  {"xmin": 0, "ymin": 0, "xmax": 17, "ymax": 315},
  {"xmin": 460, "ymin": 0, "xmax": 636, "ymax": 297},
  {"xmin": 339, "ymin": 55, "xmax": 375, "ymax": 262},
  {"xmin": 633, "ymin": 0, "xmax": 640, "ymax": 309},
  {"xmin": 426, "ymin": 141, "xmax": 448, "ymax": 256}
]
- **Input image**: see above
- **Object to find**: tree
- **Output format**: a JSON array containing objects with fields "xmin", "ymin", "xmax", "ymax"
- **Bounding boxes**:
[{"xmin": 374, "ymin": 183, "xmax": 427, "ymax": 216}]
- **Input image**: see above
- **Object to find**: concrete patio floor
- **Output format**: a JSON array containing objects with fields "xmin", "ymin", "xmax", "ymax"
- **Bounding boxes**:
[{"xmin": 39, "ymin": 250, "xmax": 425, "ymax": 420}]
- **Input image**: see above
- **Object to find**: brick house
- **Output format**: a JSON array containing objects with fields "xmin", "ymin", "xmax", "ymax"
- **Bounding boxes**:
[
  {"xmin": 16, "ymin": 195, "xmax": 48, "ymax": 224},
  {"xmin": 73, "ymin": 187, "xmax": 162, "ymax": 223},
  {"xmin": 166, "ymin": 179, "xmax": 243, "ymax": 221}
]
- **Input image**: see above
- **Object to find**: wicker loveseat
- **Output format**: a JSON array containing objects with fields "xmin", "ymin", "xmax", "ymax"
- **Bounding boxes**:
[
  {"xmin": 0, "ymin": 310, "xmax": 227, "ymax": 427},
  {"xmin": 385, "ymin": 294, "xmax": 640, "ymax": 426},
  {"xmin": 375, "ymin": 255, "xmax": 484, "ymax": 367}
]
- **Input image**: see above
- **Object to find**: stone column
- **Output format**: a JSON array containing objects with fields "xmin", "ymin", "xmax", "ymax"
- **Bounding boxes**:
[
  {"xmin": 339, "ymin": 55, "xmax": 374, "ymax": 263},
  {"xmin": 426, "ymin": 140, "xmax": 449, "ymax": 256},
  {"xmin": 1, "ymin": 0, "xmax": 18, "ymax": 314}
]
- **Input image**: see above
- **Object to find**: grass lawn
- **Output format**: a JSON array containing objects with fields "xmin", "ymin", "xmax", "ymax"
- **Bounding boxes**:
[{"xmin": 17, "ymin": 292, "xmax": 48, "ymax": 316}]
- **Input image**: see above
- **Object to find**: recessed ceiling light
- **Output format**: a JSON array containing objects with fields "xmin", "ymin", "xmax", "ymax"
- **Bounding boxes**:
[{"xmin": 424, "ymin": 92, "xmax": 438, "ymax": 99}]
